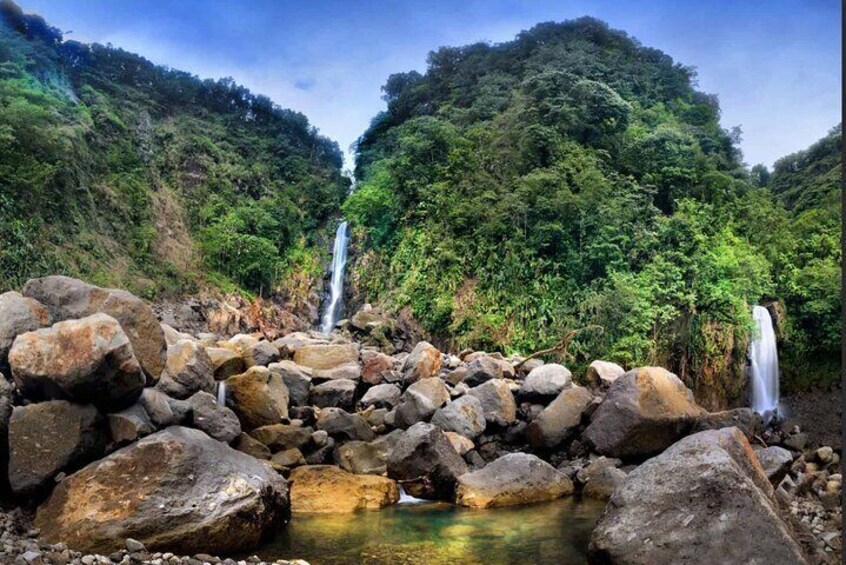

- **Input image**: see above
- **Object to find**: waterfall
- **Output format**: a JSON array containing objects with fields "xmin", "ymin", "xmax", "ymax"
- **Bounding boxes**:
[
  {"xmin": 320, "ymin": 221, "xmax": 350, "ymax": 334},
  {"xmin": 748, "ymin": 305, "xmax": 779, "ymax": 415},
  {"xmin": 216, "ymin": 381, "xmax": 226, "ymax": 407}
]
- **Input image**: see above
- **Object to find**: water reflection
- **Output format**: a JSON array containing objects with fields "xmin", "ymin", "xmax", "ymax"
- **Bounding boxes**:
[{"xmin": 251, "ymin": 497, "xmax": 604, "ymax": 565}]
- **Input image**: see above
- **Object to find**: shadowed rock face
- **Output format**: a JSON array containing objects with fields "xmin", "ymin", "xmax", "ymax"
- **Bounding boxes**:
[
  {"xmin": 386, "ymin": 422, "xmax": 467, "ymax": 501},
  {"xmin": 35, "ymin": 426, "xmax": 290, "ymax": 556},
  {"xmin": 9, "ymin": 313, "xmax": 145, "ymax": 410},
  {"xmin": 588, "ymin": 427, "xmax": 808, "ymax": 565}
]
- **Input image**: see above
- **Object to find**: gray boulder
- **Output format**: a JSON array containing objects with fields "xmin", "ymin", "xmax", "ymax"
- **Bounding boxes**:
[
  {"xmin": 309, "ymin": 379, "xmax": 357, "ymax": 410},
  {"xmin": 456, "ymin": 452, "xmax": 573, "ymax": 508},
  {"xmin": 268, "ymin": 361, "xmax": 312, "ymax": 406},
  {"xmin": 585, "ymin": 360, "xmax": 625, "ymax": 388},
  {"xmin": 386, "ymin": 422, "xmax": 468, "ymax": 501},
  {"xmin": 316, "ymin": 408, "xmax": 375, "ymax": 442},
  {"xmin": 588, "ymin": 427, "xmax": 807, "ymax": 564},
  {"xmin": 0, "ymin": 291, "xmax": 50, "ymax": 371},
  {"xmin": 691, "ymin": 407, "xmax": 761, "ymax": 439},
  {"xmin": 526, "ymin": 386, "xmax": 594, "ymax": 448},
  {"xmin": 157, "ymin": 340, "xmax": 215, "ymax": 400},
  {"xmin": 243, "ymin": 340, "xmax": 280, "ymax": 368},
  {"xmin": 336, "ymin": 431, "xmax": 404, "ymax": 475},
  {"xmin": 393, "ymin": 377, "xmax": 450, "ymax": 428},
  {"xmin": 518, "ymin": 363, "xmax": 572, "ymax": 401},
  {"xmin": 108, "ymin": 403, "xmax": 155, "ymax": 446},
  {"xmin": 359, "ymin": 383, "xmax": 402, "ymax": 410},
  {"xmin": 188, "ymin": 391, "xmax": 241, "ymax": 444},
  {"xmin": 756, "ymin": 446, "xmax": 794, "ymax": 485},
  {"xmin": 467, "ymin": 379, "xmax": 517, "ymax": 425},
  {"xmin": 463, "ymin": 356, "xmax": 502, "ymax": 387},
  {"xmin": 8, "ymin": 401, "xmax": 107, "ymax": 495},
  {"xmin": 138, "ymin": 388, "xmax": 175, "ymax": 428},
  {"xmin": 430, "ymin": 395, "xmax": 487, "ymax": 439}
]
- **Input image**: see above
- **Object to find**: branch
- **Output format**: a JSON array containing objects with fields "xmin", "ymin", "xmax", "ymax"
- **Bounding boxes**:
[{"xmin": 514, "ymin": 325, "xmax": 604, "ymax": 371}]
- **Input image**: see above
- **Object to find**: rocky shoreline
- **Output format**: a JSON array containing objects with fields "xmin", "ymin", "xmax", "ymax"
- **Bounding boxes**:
[{"xmin": 0, "ymin": 276, "xmax": 840, "ymax": 564}]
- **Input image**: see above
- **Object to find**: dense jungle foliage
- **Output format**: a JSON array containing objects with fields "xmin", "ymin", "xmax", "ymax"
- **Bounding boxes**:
[
  {"xmin": 347, "ymin": 17, "xmax": 841, "ymax": 404},
  {"xmin": 0, "ymin": 1, "xmax": 348, "ymax": 298}
]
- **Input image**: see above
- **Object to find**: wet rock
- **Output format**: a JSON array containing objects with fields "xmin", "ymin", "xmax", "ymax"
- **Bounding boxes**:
[
  {"xmin": 22, "ymin": 276, "xmax": 166, "ymax": 381},
  {"xmin": 401, "ymin": 342, "xmax": 442, "ymax": 384},
  {"xmin": 9, "ymin": 313, "xmax": 145, "ymax": 410},
  {"xmin": 157, "ymin": 340, "xmax": 215, "ymax": 400},
  {"xmin": 585, "ymin": 360, "xmax": 625, "ymax": 388},
  {"xmin": 289, "ymin": 465, "xmax": 399, "ymax": 513},
  {"xmin": 224, "ymin": 367, "xmax": 289, "ymax": 431},
  {"xmin": 588, "ymin": 427, "xmax": 807, "ymax": 564},
  {"xmin": 692, "ymin": 408, "xmax": 761, "ymax": 439},
  {"xmin": 188, "ymin": 391, "xmax": 241, "ymax": 444},
  {"xmin": 267, "ymin": 361, "xmax": 312, "ymax": 406},
  {"xmin": 430, "ymin": 395, "xmax": 486, "ymax": 439},
  {"xmin": 456, "ymin": 452, "xmax": 573, "ymax": 508},
  {"xmin": 393, "ymin": 377, "xmax": 450, "ymax": 428},
  {"xmin": 462, "ymin": 357, "xmax": 502, "ymax": 387},
  {"xmin": 309, "ymin": 379, "xmax": 356, "ymax": 410},
  {"xmin": 316, "ymin": 408, "xmax": 375, "ymax": 442},
  {"xmin": 359, "ymin": 383, "xmax": 402, "ymax": 410},
  {"xmin": 386, "ymin": 422, "xmax": 468, "ymax": 501},
  {"xmin": 526, "ymin": 386, "xmax": 594, "ymax": 448},
  {"xmin": 467, "ymin": 379, "xmax": 517, "ymax": 425},
  {"xmin": 249, "ymin": 424, "xmax": 313, "ymax": 452},
  {"xmin": 756, "ymin": 446, "xmax": 794, "ymax": 485},
  {"xmin": 583, "ymin": 367, "xmax": 705, "ymax": 458},
  {"xmin": 0, "ymin": 291, "xmax": 50, "ymax": 372},
  {"xmin": 518, "ymin": 363, "xmax": 572, "ymax": 401},
  {"xmin": 108, "ymin": 403, "xmax": 154, "ymax": 446},
  {"xmin": 35, "ymin": 426, "xmax": 290, "ymax": 555},
  {"xmin": 8, "ymin": 401, "xmax": 107, "ymax": 495}
]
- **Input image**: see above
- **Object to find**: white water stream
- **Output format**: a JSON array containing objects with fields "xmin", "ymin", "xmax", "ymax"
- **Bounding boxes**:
[
  {"xmin": 320, "ymin": 221, "xmax": 350, "ymax": 334},
  {"xmin": 748, "ymin": 305, "xmax": 779, "ymax": 415}
]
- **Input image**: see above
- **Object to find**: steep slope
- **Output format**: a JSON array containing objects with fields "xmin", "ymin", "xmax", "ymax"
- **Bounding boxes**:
[
  {"xmin": 0, "ymin": 1, "xmax": 349, "ymax": 300},
  {"xmin": 345, "ymin": 17, "xmax": 840, "ymax": 404}
]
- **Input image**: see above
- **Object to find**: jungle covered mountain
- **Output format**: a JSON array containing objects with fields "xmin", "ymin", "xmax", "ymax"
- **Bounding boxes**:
[
  {"xmin": 346, "ymin": 17, "xmax": 841, "ymax": 406},
  {"xmin": 0, "ymin": 0, "xmax": 349, "ymax": 298}
]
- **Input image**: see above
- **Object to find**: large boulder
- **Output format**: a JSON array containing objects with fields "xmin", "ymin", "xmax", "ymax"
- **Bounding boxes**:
[
  {"xmin": 467, "ymin": 379, "xmax": 517, "ymax": 425},
  {"xmin": 22, "ymin": 276, "xmax": 166, "ymax": 381},
  {"xmin": 9, "ymin": 313, "xmax": 145, "ymax": 410},
  {"xmin": 401, "ymin": 341, "xmax": 442, "ymax": 384},
  {"xmin": 359, "ymin": 383, "xmax": 402, "ymax": 410},
  {"xmin": 309, "ymin": 379, "xmax": 356, "ymax": 410},
  {"xmin": 336, "ymin": 431, "xmax": 403, "ymax": 475},
  {"xmin": 316, "ymin": 408, "xmax": 375, "ymax": 442},
  {"xmin": 462, "ymin": 356, "xmax": 502, "ymax": 387},
  {"xmin": 456, "ymin": 452, "xmax": 573, "ymax": 508},
  {"xmin": 249, "ymin": 424, "xmax": 313, "ymax": 452},
  {"xmin": 8, "ymin": 401, "xmax": 107, "ymax": 495},
  {"xmin": 137, "ymin": 388, "xmax": 175, "ymax": 428},
  {"xmin": 205, "ymin": 347, "xmax": 245, "ymax": 381},
  {"xmin": 691, "ymin": 407, "xmax": 761, "ymax": 439},
  {"xmin": 393, "ymin": 377, "xmax": 450, "ymax": 428},
  {"xmin": 157, "ymin": 340, "xmax": 215, "ymax": 400},
  {"xmin": 756, "ymin": 446, "xmax": 794, "ymax": 485},
  {"xmin": 188, "ymin": 391, "xmax": 241, "ymax": 444},
  {"xmin": 386, "ymin": 422, "xmax": 468, "ymax": 501},
  {"xmin": 35, "ymin": 426, "xmax": 290, "ymax": 555},
  {"xmin": 526, "ymin": 386, "xmax": 594, "ymax": 448},
  {"xmin": 588, "ymin": 427, "xmax": 808, "ymax": 564},
  {"xmin": 583, "ymin": 367, "xmax": 705, "ymax": 458},
  {"xmin": 585, "ymin": 360, "xmax": 625, "ymax": 388},
  {"xmin": 289, "ymin": 465, "xmax": 399, "ymax": 513},
  {"xmin": 224, "ymin": 367, "xmax": 289, "ymax": 431},
  {"xmin": 0, "ymin": 291, "xmax": 50, "ymax": 372},
  {"xmin": 242, "ymin": 340, "xmax": 280, "ymax": 368},
  {"xmin": 267, "ymin": 361, "xmax": 312, "ymax": 406},
  {"xmin": 430, "ymin": 395, "xmax": 487, "ymax": 439},
  {"xmin": 293, "ymin": 343, "xmax": 359, "ymax": 380},
  {"xmin": 518, "ymin": 363, "xmax": 572, "ymax": 401},
  {"xmin": 360, "ymin": 349, "xmax": 394, "ymax": 385}
]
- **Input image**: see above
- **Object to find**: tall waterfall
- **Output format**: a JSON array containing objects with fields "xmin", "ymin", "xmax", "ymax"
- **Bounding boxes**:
[
  {"xmin": 748, "ymin": 305, "xmax": 779, "ymax": 415},
  {"xmin": 320, "ymin": 221, "xmax": 350, "ymax": 334}
]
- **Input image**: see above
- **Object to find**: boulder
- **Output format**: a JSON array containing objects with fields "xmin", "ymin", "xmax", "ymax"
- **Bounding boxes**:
[
  {"xmin": 137, "ymin": 388, "xmax": 175, "ymax": 428},
  {"xmin": 243, "ymin": 340, "xmax": 280, "ymax": 368},
  {"xmin": 316, "ymin": 408, "xmax": 375, "ymax": 442},
  {"xmin": 9, "ymin": 313, "xmax": 145, "ymax": 410},
  {"xmin": 160, "ymin": 323, "xmax": 192, "ymax": 346},
  {"xmin": 456, "ymin": 452, "xmax": 573, "ymax": 508},
  {"xmin": 401, "ymin": 341, "xmax": 442, "ymax": 384},
  {"xmin": 188, "ymin": 391, "xmax": 241, "ymax": 444},
  {"xmin": 293, "ymin": 343, "xmax": 359, "ymax": 372},
  {"xmin": 588, "ymin": 427, "xmax": 807, "ymax": 564},
  {"xmin": 585, "ymin": 360, "xmax": 625, "ymax": 388},
  {"xmin": 467, "ymin": 379, "xmax": 517, "ymax": 425},
  {"xmin": 267, "ymin": 361, "xmax": 312, "ymax": 406},
  {"xmin": 289, "ymin": 465, "xmax": 399, "ymax": 513},
  {"xmin": 360, "ymin": 349, "xmax": 394, "ymax": 385},
  {"xmin": 35, "ymin": 426, "xmax": 290, "ymax": 555},
  {"xmin": 583, "ymin": 367, "xmax": 705, "ymax": 458},
  {"xmin": 581, "ymin": 464, "xmax": 627, "ymax": 501},
  {"xmin": 233, "ymin": 432, "xmax": 271, "ymax": 460},
  {"xmin": 386, "ymin": 422, "xmax": 468, "ymax": 501},
  {"xmin": 336, "ymin": 431, "xmax": 403, "ymax": 475},
  {"xmin": 444, "ymin": 431, "xmax": 474, "ymax": 456},
  {"xmin": 691, "ymin": 408, "xmax": 761, "ymax": 439},
  {"xmin": 108, "ymin": 403, "xmax": 154, "ymax": 446},
  {"xmin": 462, "ymin": 356, "xmax": 502, "ymax": 387},
  {"xmin": 8, "ymin": 401, "xmax": 107, "ymax": 495},
  {"xmin": 205, "ymin": 347, "xmax": 246, "ymax": 380},
  {"xmin": 0, "ymin": 291, "xmax": 50, "ymax": 371},
  {"xmin": 430, "ymin": 395, "xmax": 487, "ymax": 439},
  {"xmin": 271, "ymin": 447, "xmax": 306, "ymax": 468},
  {"xmin": 359, "ymin": 383, "xmax": 402, "ymax": 410},
  {"xmin": 756, "ymin": 446, "xmax": 794, "ymax": 485},
  {"xmin": 157, "ymin": 340, "xmax": 215, "ymax": 400},
  {"xmin": 518, "ymin": 363, "xmax": 572, "ymax": 401},
  {"xmin": 249, "ymin": 424, "xmax": 313, "ymax": 452},
  {"xmin": 224, "ymin": 366, "xmax": 289, "ymax": 430},
  {"xmin": 526, "ymin": 386, "xmax": 594, "ymax": 448},
  {"xmin": 393, "ymin": 377, "xmax": 450, "ymax": 428},
  {"xmin": 22, "ymin": 276, "xmax": 166, "ymax": 381},
  {"xmin": 309, "ymin": 379, "xmax": 356, "ymax": 410}
]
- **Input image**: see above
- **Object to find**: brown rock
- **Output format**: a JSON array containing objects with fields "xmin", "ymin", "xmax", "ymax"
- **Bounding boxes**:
[
  {"xmin": 401, "ymin": 341, "xmax": 442, "ymax": 384},
  {"xmin": 456, "ymin": 453, "xmax": 573, "ymax": 508},
  {"xmin": 224, "ymin": 366, "xmax": 289, "ymax": 431},
  {"xmin": 289, "ymin": 465, "xmax": 399, "ymax": 513},
  {"xmin": 157, "ymin": 340, "xmax": 215, "ymax": 400},
  {"xmin": 360, "ymin": 350, "xmax": 394, "ymax": 385}
]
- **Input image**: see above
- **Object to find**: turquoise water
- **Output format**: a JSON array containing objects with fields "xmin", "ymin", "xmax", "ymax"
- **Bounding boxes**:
[{"xmin": 252, "ymin": 497, "xmax": 605, "ymax": 565}]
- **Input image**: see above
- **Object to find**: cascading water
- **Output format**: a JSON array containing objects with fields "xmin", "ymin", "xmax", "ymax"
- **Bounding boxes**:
[
  {"xmin": 320, "ymin": 221, "xmax": 350, "ymax": 334},
  {"xmin": 748, "ymin": 305, "xmax": 779, "ymax": 415},
  {"xmin": 216, "ymin": 381, "xmax": 226, "ymax": 406}
]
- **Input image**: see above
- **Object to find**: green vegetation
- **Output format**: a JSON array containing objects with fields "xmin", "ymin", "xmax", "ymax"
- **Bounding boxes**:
[
  {"xmin": 347, "ymin": 18, "xmax": 841, "ymax": 403},
  {"xmin": 0, "ymin": 1, "xmax": 348, "ymax": 298}
]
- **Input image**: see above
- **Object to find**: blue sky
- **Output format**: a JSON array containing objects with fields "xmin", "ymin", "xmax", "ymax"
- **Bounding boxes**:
[{"xmin": 21, "ymin": 0, "xmax": 841, "ymax": 170}]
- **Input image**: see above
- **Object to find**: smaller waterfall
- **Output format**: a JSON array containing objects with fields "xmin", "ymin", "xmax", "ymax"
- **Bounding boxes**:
[
  {"xmin": 748, "ymin": 305, "xmax": 779, "ymax": 415},
  {"xmin": 320, "ymin": 221, "xmax": 350, "ymax": 334},
  {"xmin": 216, "ymin": 381, "xmax": 226, "ymax": 407}
]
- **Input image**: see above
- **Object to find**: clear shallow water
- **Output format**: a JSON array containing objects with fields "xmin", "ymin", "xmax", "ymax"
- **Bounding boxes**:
[{"xmin": 250, "ymin": 497, "xmax": 605, "ymax": 565}]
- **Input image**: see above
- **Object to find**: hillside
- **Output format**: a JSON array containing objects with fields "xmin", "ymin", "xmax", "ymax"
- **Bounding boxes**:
[
  {"xmin": 0, "ymin": 0, "xmax": 349, "ymax": 301},
  {"xmin": 345, "ymin": 18, "xmax": 841, "ymax": 405}
]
